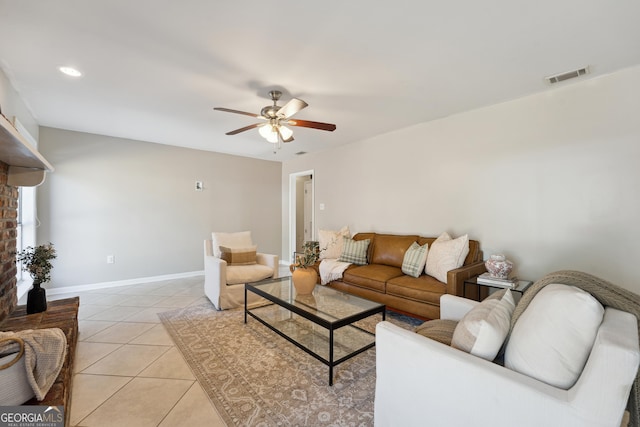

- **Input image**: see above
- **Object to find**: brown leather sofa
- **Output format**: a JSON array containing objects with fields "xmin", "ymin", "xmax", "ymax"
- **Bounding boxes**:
[{"xmin": 313, "ymin": 233, "xmax": 486, "ymax": 319}]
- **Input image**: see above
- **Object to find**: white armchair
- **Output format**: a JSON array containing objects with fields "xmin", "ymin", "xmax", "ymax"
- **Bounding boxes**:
[
  {"xmin": 204, "ymin": 233, "xmax": 279, "ymax": 310},
  {"xmin": 375, "ymin": 271, "xmax": 640, "ymax": 427}
]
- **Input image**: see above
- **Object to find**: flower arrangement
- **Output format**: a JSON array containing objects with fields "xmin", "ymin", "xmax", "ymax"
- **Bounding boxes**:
[
  {"xmin": 14, "ymin": 243, "xmax": 57, "ymax": 283},
  {"xmin": 293, "ymin": 241, "xmax": 320, "ymax": 269}
]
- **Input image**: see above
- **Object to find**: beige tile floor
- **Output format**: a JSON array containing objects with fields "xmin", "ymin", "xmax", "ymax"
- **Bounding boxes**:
[{"xmin": 21, "ymin": 276, "xmax": 227, "ymax": 427}]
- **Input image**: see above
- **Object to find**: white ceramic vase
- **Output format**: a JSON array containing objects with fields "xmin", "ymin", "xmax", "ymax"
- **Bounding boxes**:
[{"xmin": 485, "ymin": 254, "xmax": 513, "ymax": 279}]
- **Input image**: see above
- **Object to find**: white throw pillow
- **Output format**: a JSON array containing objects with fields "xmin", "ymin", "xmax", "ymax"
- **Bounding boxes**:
[
  {"xmin": 452, "ymin": 289, "xmax": 516, "ymax": 360},
  {"xmin": 425, "ymin": 232, "xmax": 469, "ymax": 283},
  {"xmin": 505, "ymin": 283, "xmax": 605, "ymax": 389},
  {"xmin": 211, "ymin": 231, "xmax": 253, "ymax": 258},
  {"xmin": 318, "ymin": 226, "xmax": 350, "ymax": 259}
]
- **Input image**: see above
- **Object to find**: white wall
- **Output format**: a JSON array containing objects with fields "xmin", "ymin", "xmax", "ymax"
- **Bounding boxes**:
[
  {"xmin": 38, "ymin": 127, "xmax": 281, "ymax": 288},
  {"xmin": 282, "ymin": 66, "xmax": 640, "ymax": 293}
]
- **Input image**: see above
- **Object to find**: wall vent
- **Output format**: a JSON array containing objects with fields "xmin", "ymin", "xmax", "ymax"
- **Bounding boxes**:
[{"xmin": 545, "ymin": 66, "xmax": 589, "ymax": 84}]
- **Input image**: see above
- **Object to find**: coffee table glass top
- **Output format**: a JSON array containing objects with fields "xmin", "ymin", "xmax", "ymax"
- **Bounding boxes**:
[
  {"xmin": 245, "ymin": 276, "xmax": 385, "ymax": 385},
  {"xmin": 249, "ymin": 276, "xmax": 384, "ymax": 325}
]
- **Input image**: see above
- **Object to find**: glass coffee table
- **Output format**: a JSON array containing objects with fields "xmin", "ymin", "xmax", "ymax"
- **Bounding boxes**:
[{"xmin": 245, "ymin": 276, "xmax": 385, "ymax": 386}]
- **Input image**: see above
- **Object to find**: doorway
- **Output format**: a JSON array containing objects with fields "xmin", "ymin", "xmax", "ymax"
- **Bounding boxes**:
[{"xmin": 289, "ymin": 170, "xmax": 314, "ymax": 263}]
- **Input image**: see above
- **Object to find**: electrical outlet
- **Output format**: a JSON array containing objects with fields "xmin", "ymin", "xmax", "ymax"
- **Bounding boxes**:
[
  {"xmin": 195, "ymin": 181, "xmax": 203, "ymax": 191},
  {"xmin": 107, "ymin": 255, "xmax": 115, "ymax": 264}
]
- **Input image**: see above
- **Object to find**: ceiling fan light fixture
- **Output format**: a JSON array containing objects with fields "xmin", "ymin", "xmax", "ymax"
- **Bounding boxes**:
[
  {"xmin": 279, "ymin": 125, "xmax": 293, "ymax": 140},
  {"xmin": 259, "ymin": 124, "xmax": 279, "ymax": 143}
]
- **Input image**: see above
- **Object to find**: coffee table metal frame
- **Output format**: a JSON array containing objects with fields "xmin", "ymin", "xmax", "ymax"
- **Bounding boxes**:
[{"xmin": 245, "ymin": 277, "xmax": 385, "ymax": 386}]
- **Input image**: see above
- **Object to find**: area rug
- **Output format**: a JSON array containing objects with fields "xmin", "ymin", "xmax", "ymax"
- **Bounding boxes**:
[{"xmin": 158, "ymin": 303, "xmax": 421, "ymax": 427}]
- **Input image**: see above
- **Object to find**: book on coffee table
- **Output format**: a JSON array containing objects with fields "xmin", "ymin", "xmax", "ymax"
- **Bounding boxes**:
[{"xmin": 476, "ymin": 272, "xmax": 519, "ymax": 288}]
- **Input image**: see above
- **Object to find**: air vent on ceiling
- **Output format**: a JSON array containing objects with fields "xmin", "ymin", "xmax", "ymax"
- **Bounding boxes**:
[{"xmin": 545, "ymin": 66, "xmax": 589, "ymax": 84}]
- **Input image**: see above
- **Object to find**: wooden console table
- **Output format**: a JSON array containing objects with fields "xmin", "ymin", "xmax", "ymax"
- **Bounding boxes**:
[{"xmin": 0, "ymin": 297, "xmax": 79, "ymax": 426}]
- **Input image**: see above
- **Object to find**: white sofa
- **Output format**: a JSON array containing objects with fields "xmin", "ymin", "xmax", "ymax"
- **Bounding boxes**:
[
  {"xmin": 375, "ymin": 288, "xmax": 640, "ymax": 427},
  {"xmin": 204, "ymin": 236, "xmax": 279, "ymax": 310}
]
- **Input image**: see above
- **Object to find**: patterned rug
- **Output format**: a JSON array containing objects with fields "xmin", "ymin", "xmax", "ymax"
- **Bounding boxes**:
[{"xmin": 158, "ymin": 303, "xmax": 421, "ymax": 427}]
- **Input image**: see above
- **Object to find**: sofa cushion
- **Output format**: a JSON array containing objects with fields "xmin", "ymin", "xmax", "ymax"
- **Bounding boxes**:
[
  {"xmin": 219, "ymin": 245, "xmax": 257, "ymax": 265},
  {"xmin": 451, "ymin": 289, "xmax": 516, "ymax": 361},
  {"xmin": 226, "ymin": 264, "xmax": 274, "ymax": 285},
  {"xmin": 318, "ymin": 226, "xmax": 350, "ymax": 259},
  {"xmin": 418, "ymin": 236, "xmax": 480, "ymax": 266},
  {"xmin": 386, "ymin": 275, "xmax": 446, "ymax": 305},
  {"xmin": 211, "ymin": 231, "xmax": 253, "ymax": 258},
  {"xmin": 425, "ymin": 232, "xmax": 469, "ymax": 283},
  {"xmin": 401, "ymin": 242, "xmax": 429, "ymax": 278},
  {"xmin": 371, "ymin": 234, "xmax": 419, "ymax": 268},
  {"xmin": 338, "ymin": 237, "xmax": 370, "ymax": 265},
  {"xmin": 415, "ymin": 319, "xmax": 458, "ymax": 346},
  {"xmin": 342, "ymin": 264, "xmax": 404, "ymax": 293},
  {"xmin": 505, "ymin": 283, "xmax": 605, "ymax": 389}
]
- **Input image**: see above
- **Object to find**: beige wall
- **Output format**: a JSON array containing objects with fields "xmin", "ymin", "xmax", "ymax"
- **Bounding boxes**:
[
  {"xmin": 38, "ymin": 128, "xmax": 281, "ymax": 288},
  {"xmin": 282, "ymin": 65, "xmax": 640, "ymax": 293}
]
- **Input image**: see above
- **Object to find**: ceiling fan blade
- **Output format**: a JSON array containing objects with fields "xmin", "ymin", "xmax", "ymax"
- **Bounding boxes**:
[
  {"xmin": 214, "ymin": 107, "xmax": 263, "ymax": 119},
  {"xmin": 287, "ymin": 119, "xmax": 336, "ymax": 132},
  {"xmin": 226, "ymin": 123, "xmax": 261, "ymax": 135},
  {"xmin": 277, "ymin": 98, "xmax": 308, "ymax": 119}
]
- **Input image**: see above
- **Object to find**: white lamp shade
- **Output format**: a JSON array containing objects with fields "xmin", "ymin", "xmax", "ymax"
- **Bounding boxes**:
[{"xmin": 279, "ymin": 125, "xmax": 293, "ymax": 140}]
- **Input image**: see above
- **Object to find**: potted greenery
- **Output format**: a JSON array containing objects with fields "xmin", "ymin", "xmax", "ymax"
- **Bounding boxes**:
[
  {"xmin": 289, "ymin": 241, "xmax": 320, "ymax": 295},
  {"xmin": 14, "ymin": 243, "xmax": 57, "ymax": 314}
]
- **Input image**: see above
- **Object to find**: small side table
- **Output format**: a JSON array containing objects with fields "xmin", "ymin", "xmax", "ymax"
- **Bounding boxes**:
[{"xmin": 464, "ymin": 277, "xmax": 533, "ymax": 301}]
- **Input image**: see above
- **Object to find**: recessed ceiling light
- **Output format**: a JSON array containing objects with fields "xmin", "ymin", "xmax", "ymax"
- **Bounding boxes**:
[{"xmin": 59, "ymin": 66, "xmax": 82, "ymax": 77}]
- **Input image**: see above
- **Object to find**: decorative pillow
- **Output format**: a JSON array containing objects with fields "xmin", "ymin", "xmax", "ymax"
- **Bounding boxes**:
[
  {"xmin": 318, "ymin": 226, "xmax": 350, "ymax": 259},
  {"xmin": 451, "ymin": 289, "xmax": 516, "ymax": 361},
  {"xmin": 338, "ymin": 237, "xmax": 370, "ymax": 265},
  {"xmin": 401, "ymin": 242, "xmax": 428, "ymax": 278},
  {"xmin": 504, "ymin": 283, "xmax": 605, "ymax": 389},
  {"xmin": 219, "ymin": 245, "xmax": 257, "ymax": 265},
  {"xmin": 425, "ymin": 232, "xmax": 469, "ymax": 283},
  {"xmin": 211, "ymin": 231, "xmax": 253, "ymax": 258},
  {"xmin": 415, "ymin": 319, "xmax": 458, "ymax": 346}
]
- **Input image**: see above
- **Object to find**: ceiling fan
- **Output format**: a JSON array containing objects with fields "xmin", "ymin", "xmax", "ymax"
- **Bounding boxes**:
[{"xmin": 214, "ymin": 90, "xmax": 336, "ymax": 147}]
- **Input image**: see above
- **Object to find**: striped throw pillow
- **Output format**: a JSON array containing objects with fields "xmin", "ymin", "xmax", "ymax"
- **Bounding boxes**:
[
  {"xmin": 338, "ymin": 237, "xmax": 370, "ymax": 265},
  {"xmin": 401, "ymin": 242, "xmax": 429, "ymax": 278},
  {"xmin": 219, "ymin": 245, "xmax": 257, "ymax": 265}
]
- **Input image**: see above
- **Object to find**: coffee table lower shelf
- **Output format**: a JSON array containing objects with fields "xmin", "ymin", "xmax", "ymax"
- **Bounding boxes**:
[{"xmin": 245, "ymin": 281, "xmax": 385, "ymax": 386}]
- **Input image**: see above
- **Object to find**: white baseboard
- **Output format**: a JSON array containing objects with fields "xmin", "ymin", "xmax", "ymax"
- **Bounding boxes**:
[{"xmin": 45, "ymin": 270, "xmax": 204, "ymax": 295}]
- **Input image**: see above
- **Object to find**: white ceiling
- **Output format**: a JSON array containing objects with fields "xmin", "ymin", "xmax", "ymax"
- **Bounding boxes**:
[{"xmin": 1, "ymin": 1, "xmax": 640, "ymax": 161}]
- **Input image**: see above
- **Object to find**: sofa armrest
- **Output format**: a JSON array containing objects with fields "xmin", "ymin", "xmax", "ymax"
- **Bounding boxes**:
[
  {"xmin": 446, "ymin": 260, "xmax": 487, "ymax": 296},
  {"xmin": 204, "ymin": 240, "xmax": 227, "ymax": 307},
  {"xmin": 440, "ymin": 294, "xmax": 479, "ymax": 321},
  {"xmin": 375, "ymin": 309, "xmax": 639, "ymax": 427},
  {"xmin": 256, "ymin": 253, "xmax": 279, "ymax": 279}
]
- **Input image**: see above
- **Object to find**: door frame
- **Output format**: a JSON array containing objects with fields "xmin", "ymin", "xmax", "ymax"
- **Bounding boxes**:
[{"xmin": 288, "ymin": 169, "xmax": 314, "ymax": 264}]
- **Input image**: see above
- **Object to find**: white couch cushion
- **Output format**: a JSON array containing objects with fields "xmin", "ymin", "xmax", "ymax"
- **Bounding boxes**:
[
  {"xmin": 211, "ymin": 231, "xmax": 253, "ymax": 258},
  {"xmin": 226, "ymin": 264, "xmax": 274, "ymax": 285},
  {"xmin": 505, "ymin": 283, "xmax": 605, "ymax": 389},
  {"xmin": 318, "ymin": 226, "xmax": 350, "ymax": 259},
  {"xmin": 425, "ymin": 232, "xmax": 469, "ymax": 283},
  {"xmin": 452, "ymin": 289, "xmax": 515, "ymax": 360}
]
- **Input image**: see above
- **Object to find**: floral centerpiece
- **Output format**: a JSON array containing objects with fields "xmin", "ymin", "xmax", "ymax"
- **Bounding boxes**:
[
  {"xmin": 293, "ymin": 240, "xmax": 320, "ymax": 269},
  {"xmin": 14, "ymin": 243, "xmax": 57, "ymax": 313}
]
